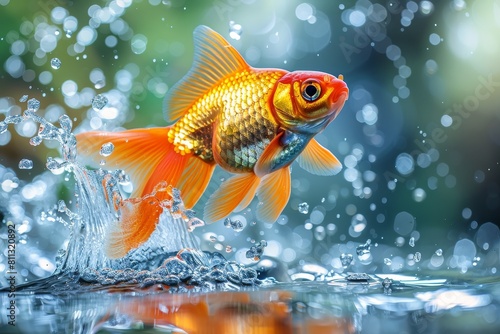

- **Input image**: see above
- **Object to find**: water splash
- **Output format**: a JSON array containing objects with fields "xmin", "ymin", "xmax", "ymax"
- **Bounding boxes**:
[{"xmin": 4, "ymin": 100, "xmax": 207, "ymax": 278}]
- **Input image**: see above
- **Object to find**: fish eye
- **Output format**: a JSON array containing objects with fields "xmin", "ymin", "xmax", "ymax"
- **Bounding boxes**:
[{"xmin": 301, "ymin": 81, "xmax": 321, "ymax": 102}]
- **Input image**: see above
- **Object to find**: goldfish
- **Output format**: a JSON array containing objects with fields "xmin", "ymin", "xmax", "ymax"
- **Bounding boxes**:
[{"xmin": 76, "ymin": 25, "xmax": 348, "ymax": 258}]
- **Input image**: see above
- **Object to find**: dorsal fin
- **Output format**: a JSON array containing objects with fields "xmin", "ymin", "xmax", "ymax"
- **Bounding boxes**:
[{"xmin": 163, "ymin": 25, "xmax": 250, "ymax": 124}]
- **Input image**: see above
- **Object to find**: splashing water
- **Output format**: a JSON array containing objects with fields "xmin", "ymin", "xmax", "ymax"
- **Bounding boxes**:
[{"xmin": 3, "ymin": 99, "xmax": 236, "ymax": 287}]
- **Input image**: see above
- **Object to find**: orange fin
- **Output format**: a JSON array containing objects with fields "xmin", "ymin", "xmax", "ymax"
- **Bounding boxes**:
[
  {"xmin": 163, "ymin": 25, "xmax": 249, "ymax": 124},
  {"xmin": 76, "ymin": 128, "xmax": 189, "ymax": 197},
  {"xmin": 296, "ymin": 138, "xmax": 342, "ymax": 176},
  {"xmin": 105, "ymin": 184, "xmax": 174, "ymax": 259},
  {"xmin": 203, "ymin": 173, "xmax": 260, "ymax": 224},
  {"xmin": 255, "ymin": 167, "xmax": 291, "ymax": 224},
  {"xmin": 106, "ymin": 195, "xmax": 163, "ymax": 259},
  {"xmin": 176, "ymin": 156, "xmax": 216, "ymax": 209}
]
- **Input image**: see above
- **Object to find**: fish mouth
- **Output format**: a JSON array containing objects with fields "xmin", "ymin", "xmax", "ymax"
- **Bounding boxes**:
[{"xmin": 329, "ymin": 78, "xmax": 349, "ymax": 113}]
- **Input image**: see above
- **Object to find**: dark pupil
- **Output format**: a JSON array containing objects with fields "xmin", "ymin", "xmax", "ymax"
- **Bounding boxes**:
[{"xmin": 305, "ymin": 84, "xmax": 317, "ymax": 98}]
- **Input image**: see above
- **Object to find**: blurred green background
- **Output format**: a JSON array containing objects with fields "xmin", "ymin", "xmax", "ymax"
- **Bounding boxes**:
[{"xmin": 1, "ymin": 0, "xmax": 500, "ymax": 280}]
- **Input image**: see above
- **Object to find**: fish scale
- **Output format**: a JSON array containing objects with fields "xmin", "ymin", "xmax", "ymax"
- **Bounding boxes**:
[{"xmin": 215, "ymin": 70, "xmax": 283, "ymax": 172}]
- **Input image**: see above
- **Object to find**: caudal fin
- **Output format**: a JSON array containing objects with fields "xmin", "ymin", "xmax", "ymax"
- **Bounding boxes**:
[
  {"xmin": 76, "ymin": 127, "xmax": 189, "ymax": 197},
  {"xmin": 76, "ymin": 128, "xmax": 193, "ymax": 258}
]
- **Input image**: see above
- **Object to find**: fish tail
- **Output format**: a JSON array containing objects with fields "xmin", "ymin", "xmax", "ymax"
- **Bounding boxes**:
[{"xmin": 76, "ymin": 127, "xmax": 193, "ymax": 258}]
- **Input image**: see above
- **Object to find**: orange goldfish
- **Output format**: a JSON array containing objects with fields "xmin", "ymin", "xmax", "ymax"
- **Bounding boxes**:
[{"xmin": 76, "ymin": 26, "xmax": 348, "ymax": 258}]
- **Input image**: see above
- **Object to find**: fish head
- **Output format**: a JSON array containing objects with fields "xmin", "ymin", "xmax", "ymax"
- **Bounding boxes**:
[{"xmin": 272, "ymin": 71, "xmax": 348, "ymax": 134}]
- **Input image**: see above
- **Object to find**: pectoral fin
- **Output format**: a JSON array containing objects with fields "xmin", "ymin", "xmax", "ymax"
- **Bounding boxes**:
[
  {"xmin": 254, "ymin": 132, "xmax": 284, "ymax": 177},
  {"xmin": 296, "ymin": 138, "xmax": 342, "ymax": 176}
]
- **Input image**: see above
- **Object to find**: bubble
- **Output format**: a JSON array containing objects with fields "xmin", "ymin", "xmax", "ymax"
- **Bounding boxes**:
[
  {"xmin": 92, "ymin": 94, "xmax": 108, "ymax": 111},
  {"xmin": 414, "ymin": 252, "xmax": 422, "ymax": 262},
  {"xmin": 386, "ymin": 45, "xmax": 401, "ymax": 61},
  {"xmin": 312, "ymin": 225, "xmax": 325, "ymax": 241},
  {"xmin": 298, "ymin": 202, "xmax": 309, "ymax": 214},
  {"xmin": 61, "ymin": 80, "xmax": 78, "ymax": 97},
  {"xmin": 19, "ymin": 95, "xmax": 28, "ymax": 103},
  {"xmin": 461, "ymin": 208, "xmax": 472, "ymax": 219},
  {"xmin": 384, "ymin": 258, "xmax": 392, "ymax": 266},
  {"xmin": 62, "ymin": 16, "xmax": 78, "ymax": 38},
  {"xmin": 398, "ymin": 65, "xmax": 412, "ymax": 78},
  {"xmin": 420, "ymin": 1, "xmax": 434, "ymax": 15},
  {"xmin": 228, "ymin": 21, "xmax": 242, "ymax": 40},
  {"xmin": 39, "ymin": 71, "xmax": 53, "ymax": 85},
  {"xmin": 40, "ymin": 34, "xmax": 57, "ymax": 52},
  {"xmin": 11, "ymin": 40, "xmax": 26, "ymax": 55},
  {"xmin": 90, "ymin": 68, "xmax": 106, "ymax": 89},
  {"xmin": 425, "ymin": 59, "xmax": 438, "ymax": 74},
  {"xmin": 440, "ymin": 114, "xmax": 452, "ymax": 127},
  {"xmin": 51, "ymin": 6, "xmax": 68, "ymax": 24},
  {"xmin": 50, "ymin": 57, "xmax": 61, "ymax": 69},
  {"xmin": 295, "ymin": 3, "xmax": 314, "ymax": 21},
  {"xmin": 105, "ymin": 35, "xmax": 118, "ymax": 48},
  {"xmin": 429, "ymin": 33, "xmax": 441, "ymax": 46},
  {"xmin": 18, "ymin": 159, "xmax": 33, "ymax": 170},
  {"xmin": 131, "ymin": 34, "xmax": 148, "ymax": 54},
  {"xmin": 349, "ymin": 10, "xmax": 366, "ymax": 27},
  {"xmin": 5, "ymin": 55, "xmax": 25, "ymax": 78},
  {"xmin": 99, "ymin": 142, "xmax": 114, "ymax": 157},
  {"xmin": 77, "ymin": 26, "xmax": 97, "ymax": 46},
  {"xmin": 476, "ymin": 222, "xmax": 500, "ymax": 251},
  {"xmin": 412, "ymin": 188, "xmax": 426, "ymax": 202},
  {"xmin": 395, "ymin": 153, "xmax": 414, "ymax": 175},
  {"xmin": 473, "ymin": 170, "xmax": 485, "ymax": 183},
  {"xmin": 310, "ymin": 207, "xmax": 325, "ymax": 225},
  {"xmin": 351, "ymin": 214, "xmax": 367, "ymax": 233},
  {"xmin": 453, "ymin": 0, "xmax": 466, "ymax": 10},
  {"xmin": 394, "ymin": 211, "xmax": 415, "ymax": 236},
  {"xmin": 436, "ymin": 162, "xmax": 449, "ymax": 177}
]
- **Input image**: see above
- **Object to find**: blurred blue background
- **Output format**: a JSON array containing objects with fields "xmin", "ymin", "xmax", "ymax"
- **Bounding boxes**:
[{"xmin": 1, "ymin": 0, "xmax": 500, "ymax": 283}]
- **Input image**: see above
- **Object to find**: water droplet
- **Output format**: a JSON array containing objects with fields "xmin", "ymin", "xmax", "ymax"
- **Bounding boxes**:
[
  {"xmin": 223, "ymin": 217, "xmax": 244, "ymax": 232},
  {"xmin": 356, "ymin": 239, "xmax": 371, "ymax": 260},
  {"xmin": 46, "ymin": 157, "xmax": 63, "ymax": 171},
  {"xmin": 229, "ymin": 21, "xmax": 242, "ymax": 40},
  {"xmin": 435, "ymin": 248, "xmax": 443, "ymax": 256},
  {"xmin": 298, "ymin": 202, "xmax": 309, "ymax": 214},
  {"xmin": 19, "ymin": 95, "xmax": 28, "ymax": 102},
  {"xmin": 92, "ymin": 94, "xmax": 108, "ymax": 111},
  {"xmin": 409, "ymin": 236, "xmax": 415, "ymax": 247},
  {"xmin": 59, "ymin": 114, "xmax": 72, "ymax": 132},
  {"xmin": 0, "ymin": 121, "xmax": 7, "ymax": 134},
  {"xmin": 30, "ymin": 136, "xmax": 43, "ymax": 146},
  {"xmin": 27, "ymin": 98, "xmax": 40, "ymax": 112},
  {"xmin": 340, "ymin": 253, "xmax": 353, "ymax": 267},
  {"xmin": 18, "ymin": 159, "xmax": 33, "ymax": 169},
  {"xmin": 382, "ymin": 277, "xmax": 393, "ymax": 294},
  {"xmin": 225, "ymin": 245, "xmax": 232, "ymax": 253},
  {"xmin": 245, "ymin": 240, "xmax": 267, "ymax": 261},
  {"xmin": 393, "ymin": 211, "xmax": 415, "ymax": 236},
  {"xmin": 50, "ymin": 57, "xmax": 61, "ymax": 69},
  {"xmin": 384, "ymin": 258, "xmax": 392, "ymax": 266},
  {"xmin": 99, "ymin": 142, "xmax": 114, "ymax": 157},
  {"xmin": 414, "ymin": 252, "xmax": 422, "ymax": 262}
]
